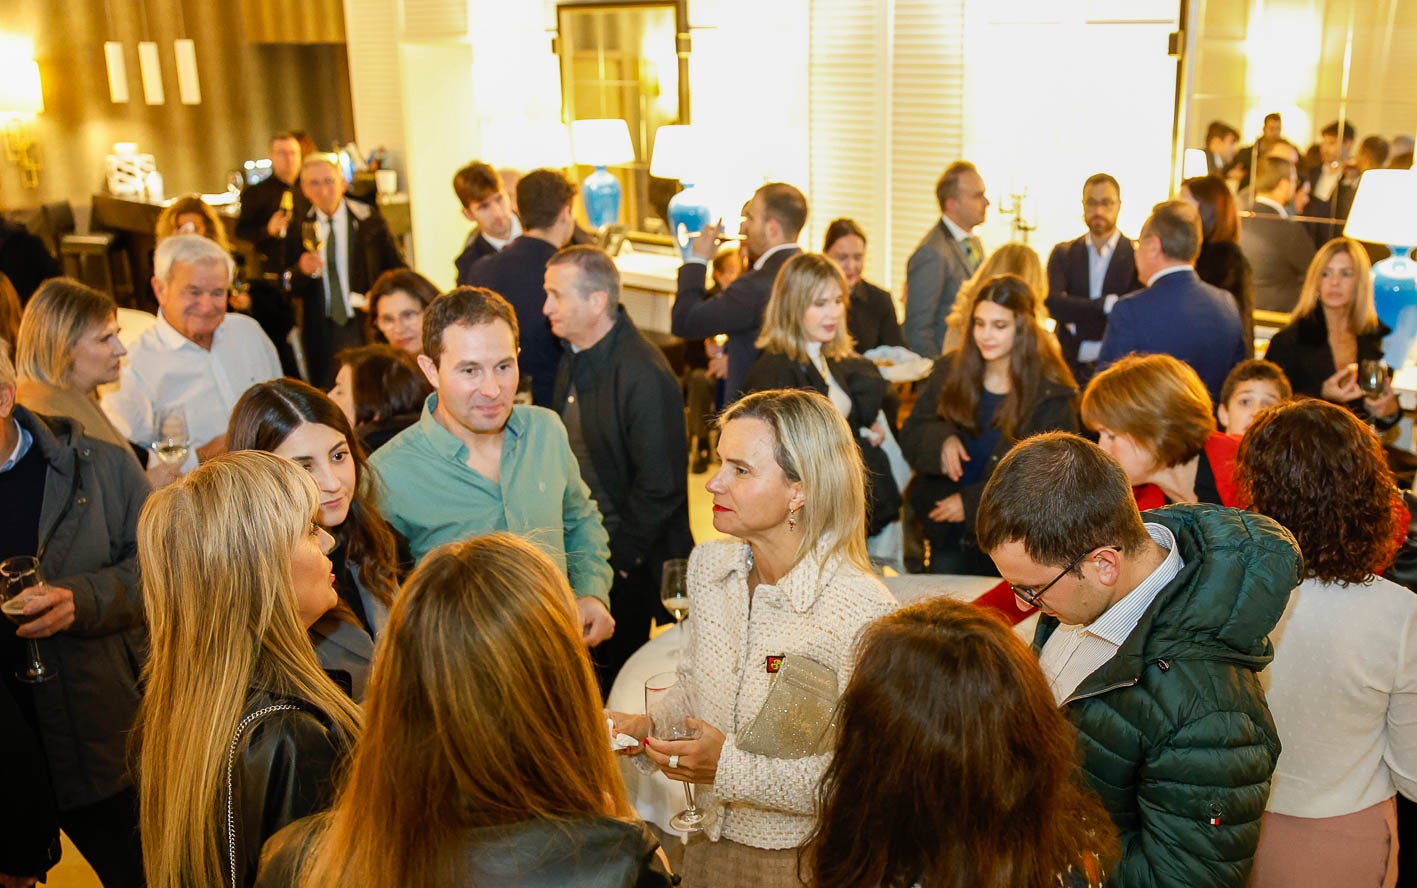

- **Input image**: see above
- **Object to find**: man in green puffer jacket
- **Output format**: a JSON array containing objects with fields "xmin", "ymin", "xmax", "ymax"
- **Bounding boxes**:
[{"xmin": 978, "ymin": 432, "xmax": 1301, "ymax": 887}]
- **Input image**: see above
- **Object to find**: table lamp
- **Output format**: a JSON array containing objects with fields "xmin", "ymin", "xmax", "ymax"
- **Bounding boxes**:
[
  {"xmin": 651, "ymin": 125, "xmax": 712, "ymax": 260},
  {"xmin": 1343, "ymin": 169, "xmax": 1417, "ymax": 368},
  {"xmin": 571, "ymin": 119, "xmax": 635, "ymax": 230}
]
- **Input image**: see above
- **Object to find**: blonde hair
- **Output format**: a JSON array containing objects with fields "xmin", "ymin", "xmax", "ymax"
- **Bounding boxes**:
[
  {"xmin": 298, "ymin": 533, "xmax": 628, "ymax": 885},
  {"xmin": 756, "ymin": 252, "xmax": 853, "ymax": 362},
  {"xmin": 15, "ymin": 278, "xmax": 117, "ymax": 388},
  {"xmin": 718, "ymin": 389, "xmax": 871, "ymax": 574},
  {"xmin": 155, "ymin": 194, "xmax": 232, "ymax": 252},
  {"xmin": 943, "ymin": 242, "xmax": 1049, "ymax": 353},
  {"xmin": 1294, "ymin": 237, "xmax": 1379, "ymax": 334},
  {"xmin": 1081, "ymin": 353, "xmax": 1215, "ymax": 468},
  {"xmin": 136, "ymin": 451, "xmax": 362, "ymax": 888},
  {"xmin": 0, "ymin": 273, "xmax": 19, "ymax": 351}
]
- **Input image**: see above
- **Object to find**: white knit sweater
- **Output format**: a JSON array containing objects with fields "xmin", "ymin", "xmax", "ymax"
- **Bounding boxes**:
[{"xmin": 681, "ymin": 537, "xmax": 897, "ymax": 849}]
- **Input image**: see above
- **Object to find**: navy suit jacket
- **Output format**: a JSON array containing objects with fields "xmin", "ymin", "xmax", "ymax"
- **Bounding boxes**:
[
  {"xmin": 671, "ymin": 246, "xmax": 800, "ymax": 401},
  {"xmin": 464, "ymin": 235, "xmax": 562, "ymax": 406},
  {"xmin": 1097, "ymin": 267, "xmax": 1246, "ymax": 404},
  {"xmin": 453, "ymin": 229, "xmax": 498, "ymax": 285},
  {"xmin": 1045, "ymin": 233, "xmax": 1141, "ymax": 369}
]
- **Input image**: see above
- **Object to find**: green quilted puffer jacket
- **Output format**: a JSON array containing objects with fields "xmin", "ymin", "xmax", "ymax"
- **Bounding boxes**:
[{"xmin": 1034, "ymin": 504, "xmax": 1302, "ymax": 888}]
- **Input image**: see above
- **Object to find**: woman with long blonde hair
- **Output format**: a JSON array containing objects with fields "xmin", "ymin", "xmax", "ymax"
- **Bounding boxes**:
[
  {"xmin": 257, "ymin": 533, "xmax": 671, "ymax": 886},
  {"xmin": 136, "ymin": 450, "xmax": 361, "ymax": 888},
  {"xmin": 942, "ymin": 241, "xmax": 1050, "ymax": 354}
]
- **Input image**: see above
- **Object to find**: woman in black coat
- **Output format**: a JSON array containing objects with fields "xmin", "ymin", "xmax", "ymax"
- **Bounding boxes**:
[
  {"xmin": 1182, "ymin": 175, "xmax": 1255, "ymax": 357},
  {"xmin": 899, "ymin": 274, "xmax": 1079, "ymax": 574},
  {"xmin": 742, "ymin": 252, "xmax": 902, "ymax": 537},
  {"xmin": 823, "ymin": 218, "xmax": 904, "ymax": 353}
]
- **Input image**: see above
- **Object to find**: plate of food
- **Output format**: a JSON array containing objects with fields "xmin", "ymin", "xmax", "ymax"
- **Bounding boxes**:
[{"xmin": 863, "ymin": 345, "xmax": 934, "ymax": 383}]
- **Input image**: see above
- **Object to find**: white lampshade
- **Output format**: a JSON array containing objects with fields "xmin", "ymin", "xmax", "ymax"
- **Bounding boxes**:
[
  {"xmin": 650, "ymin": 125, "xmax": 707, "ymax": 180},
  {"xmin": 1345, "ymin": 170, "xmax": 1417, "ymax": 247},
  {"xmin": 0, "ymin": 59, "xmax": 43, "ymax": 115},
  {"xmin": 1181, "ymin": 148, "xmax": 1209, "ymax": 180},
  {"xmin": 571, "ymin": 118, "xmax": 634, "ymax": 166}
]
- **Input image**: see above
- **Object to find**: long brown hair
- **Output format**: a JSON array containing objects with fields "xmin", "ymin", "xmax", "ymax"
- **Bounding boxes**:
[
  {"xmin": 936, "ymin": 274, "xmax": 1076, "ymax": 438},
  {"xmin": 298, "ymin": 533, "xmax": 630, "ymax": 885},
  {"xmin": 806, "ymin": 598, "xmax": 1117, "ymax": 887},
  {"xmin": 227, "ymin": 378, "xmax": 400, "ymax": 609},
  {"xmin": 136, "ymin": 451, "xmax": 362, "ymax": 888},
  {"xmin": 1181, "ymin": 174, "xmax": 1239, "ymax": 243}
]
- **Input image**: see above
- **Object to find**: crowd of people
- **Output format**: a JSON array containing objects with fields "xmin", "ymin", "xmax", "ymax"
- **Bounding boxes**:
[{"xmin": 1, "ymin": 115, "xmax": 1415, "ymax": 888}]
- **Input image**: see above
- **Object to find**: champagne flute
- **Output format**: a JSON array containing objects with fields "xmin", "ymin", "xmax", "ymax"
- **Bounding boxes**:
[
  {"xmin": 150, "ymin": 405, "xmax": 191, "ymax": 467},
  {"xmin": 301, "ymin": 221, "xmax": 326, "ymax": 267},
  {"xmin": 659, "ymin": 558, "xmax": 690, "ymax": 637},
  {"xmin": 645, "ymin": 670, "xmax": 706, "ymax": 832},
  {"xmin": 1, "ymin": 556, "xmax": 57, "ymax": 683},
  {"xmin": 1358, "ymin": 359, "xmax": 1388, "ymax": 398}
]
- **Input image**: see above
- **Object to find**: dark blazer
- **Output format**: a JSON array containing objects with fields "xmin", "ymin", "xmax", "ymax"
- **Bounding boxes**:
[
  {"xmin": 899, "ymin": 356, "xmax": 1078, "ymax": 530},
  {"xmin": 1238, "ymin": 202, "xmax": 1316, "ymax": 312},
  {"xmin": 742, "ymin": 350, "xmax": 903, "ymax": 536},
  {"xmin": 236, "ymin": 175, "xmax": 305, "ymax": 278},
  {"xmin": 284, "ymin": 199, "xmax": 406, "ymax": 388},
  {"xmin": 1195, "ymin": 240, "xmax": 1255, "ymax": 358},
  {"xmin": 904, "ymin": 221, "xmax": 978, "ymax": 357},
  {"xmin": 671, "ymin": 245, "xmax": 801, "ymax": 401},
  {"xmin": 1045, "ymin": 232, "xmax": 1141, "ymax": 372},
  {"xmin": 847, "ymin": 279, "xmax": 903, "ymax": 352},
  {"xmin": 465, "ymin": 235, "xmax": 562, "ymax": 406},
  {"xmin": 1264, "ymin": 309, "xmax": 1396, "ymax": 426},
  {"xmin": 453, "ymin": 228, "xmax": 498, "ymax": 285},
  {"xmin": 1097, "ymin": 267, "xmax": 1247, "ymax": 404},
  {"xmin": 551, "ymin": 306, "xmax": 692, "ymax": 575}
]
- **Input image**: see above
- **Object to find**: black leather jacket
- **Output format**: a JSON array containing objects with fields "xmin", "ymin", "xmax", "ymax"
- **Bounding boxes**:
[
  {"xmin": 256, "ymin": 812, "xmax": 674, "ymax": 887},
  {"xmin": 226, "ymin": 690, "xmax": 349, "ymax": 888}
]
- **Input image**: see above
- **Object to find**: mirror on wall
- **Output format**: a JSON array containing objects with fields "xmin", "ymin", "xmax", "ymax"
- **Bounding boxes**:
[{"xmin": 556, "ymin": 1, "xmax": 691, "ymax": 238}]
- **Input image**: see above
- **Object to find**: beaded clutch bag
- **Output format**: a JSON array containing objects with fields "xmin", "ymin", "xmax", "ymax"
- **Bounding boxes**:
[{"xmin": 735, "ymin": 654, "xmax": 839, "ymax": 759}]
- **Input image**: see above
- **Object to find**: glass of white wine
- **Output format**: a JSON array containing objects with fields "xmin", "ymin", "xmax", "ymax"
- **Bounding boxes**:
[
  {"xmin": 302, "ymin": 220, "xmax": 325, "ymax": 260},
  {"xmin": 150, "ymin": 404, "xmax": 191, "ymax": 468},
  {"xmin": 1, "ymin": 556, "xmax": 57, "ymax": 683},
  {"xmin": 645, "ymin": 670, "xmax": 706, "ymax": 832},
  {"xmin": 660, "ymin": 558, "xmax": 690, "ymax": 637}
]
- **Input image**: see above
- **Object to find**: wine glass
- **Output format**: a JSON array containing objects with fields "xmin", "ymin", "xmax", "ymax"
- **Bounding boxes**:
[
  {"xmin": 1358, "ymin": 359, "xmax": 1388, "ymax": 398},
  {"xmin": 659, "ymin": 558, "xmax": 689, "ymax": 637},
  {"xmin": 150, "ymin": 405, "xmax": 191, "ymax": 468},
  {"xmin": 1, "ymin": 556, "xmax": 57, "ymax": 683},
  {"xmin": 645, "ymin": 670, "xmax": 706, "ymax": 832},
  {"xmin": 301, "ymin": 220, "xmax": 325, "ymax": 257}
]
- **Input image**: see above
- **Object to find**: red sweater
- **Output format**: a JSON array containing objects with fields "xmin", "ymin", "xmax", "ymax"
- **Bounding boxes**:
[{"xmin": 1133, "ymin": 432, "xmax": 1242, "ymax": 512}]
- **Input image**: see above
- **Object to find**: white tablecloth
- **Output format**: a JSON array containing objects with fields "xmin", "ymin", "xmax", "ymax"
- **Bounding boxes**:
[{"xmin": 608, "ymin": 573, "xmax": 1039, "ymax": 835}]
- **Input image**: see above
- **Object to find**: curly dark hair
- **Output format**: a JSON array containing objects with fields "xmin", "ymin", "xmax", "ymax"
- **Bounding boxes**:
[{"xmin": 1237, "ymin": 398, "xmax": 1401, "ymax": 584}]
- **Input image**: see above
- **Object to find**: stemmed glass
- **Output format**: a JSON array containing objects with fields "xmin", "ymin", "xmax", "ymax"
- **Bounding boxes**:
[
  {"xmin": 1, "ymin": 556, "xmax": 57, "ymax": 683},
  {"xmin": 645, "ymin": 670, "xmax": 705, "ymax": 832},
  {"xmin": 150, "ymin": 405, "xmax": 191, "ymax": 467},
  {"xmin": 659, "ymin": 558, "xmax": 690, "ymax": 637},
  {"xmin": 301, "ymin": 221, "xmax": 326, "ymax": 263}
]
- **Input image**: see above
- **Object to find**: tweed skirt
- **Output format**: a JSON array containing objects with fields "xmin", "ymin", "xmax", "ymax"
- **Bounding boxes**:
[{"xmin": 680, "ymin": 834, "xmax": 807, "ymax": 888}]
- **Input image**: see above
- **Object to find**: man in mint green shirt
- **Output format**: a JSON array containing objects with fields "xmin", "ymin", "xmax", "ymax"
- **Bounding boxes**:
[{"xmin": 370, "ymin": 287, "xmax": 615, "ymax": 645}]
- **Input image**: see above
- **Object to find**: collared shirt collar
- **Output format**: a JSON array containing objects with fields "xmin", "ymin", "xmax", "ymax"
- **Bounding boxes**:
[
  {"xmin": 940, "ymin": 213, "xmax": 973, "ymax": 243},
  {"xmin": 417, "ymin": 393, "xmax": 524, "ymax": 463},
  {"xmin": 0, "ymin": 418, "xmax": 33, "ymax": 472},
  {"xmin": 152, "ymin": 306, "xmax": 224, "ymax": 352},
  {"xmin": 483, "ymin": 215, "xmax": 522, "ymax": 251},
  {"xmin": 1089, "ymin": 228, "xmax": 1122, "ymax": 256},
  {"xmin": 753, "ymin": 242, "xmax": 800, "ymax": 271},
  {"xmin": 1083, "ymin": 523, "xmax": 1183, "ymax": 646},
  {"xmin": 712, "ymin": 538, "xmax": 844, "ymax": 613},
  {"xmin": 1146, "ymin": 264, "xmax": 1192, "ymax": 287},
  {"xmin": 1254, "ymin": 195, "xmax": 1290, "ymax": 218}
]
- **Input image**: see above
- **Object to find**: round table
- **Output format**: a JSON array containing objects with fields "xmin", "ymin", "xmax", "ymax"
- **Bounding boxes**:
[{"xmin": 608, "ymin": 573, "xmax": 1039, "ymax": 835}]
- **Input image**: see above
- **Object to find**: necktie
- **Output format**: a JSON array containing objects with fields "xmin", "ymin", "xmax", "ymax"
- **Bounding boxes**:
[
  {"xmin": 325, "ymin": 217, "xmax": 349, "ymax": 325},
  {"xmin": 963, "ymin": 236, "xmax": 982, "ymax": 269}
]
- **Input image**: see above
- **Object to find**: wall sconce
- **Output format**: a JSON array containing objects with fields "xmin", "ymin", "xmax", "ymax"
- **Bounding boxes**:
[
  {"xmin": 0, "ymin": 56, "xmax": 44, "ymax": 188},
  {"xmin": 571, "ymin": 118, "xmax": 634, "ymax": 230}
]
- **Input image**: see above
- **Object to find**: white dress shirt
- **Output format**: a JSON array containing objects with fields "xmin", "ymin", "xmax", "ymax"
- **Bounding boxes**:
[
  {"xmin": 1040, "ymin": 523, "xmax": 1183, "ymax": 704},
  {"xmin": 1077, "ymin": 229, "xmax": 1123, "ymax": 364},
  {"xmin": 102, "ymin": 311, "xmax": 281, "ymax": 471},
  {"xmin": 316, "ymin": 201, "xmax": 351, "ymax": 312}
]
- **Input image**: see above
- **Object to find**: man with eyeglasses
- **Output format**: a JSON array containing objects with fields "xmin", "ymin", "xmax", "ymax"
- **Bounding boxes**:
[
  {"xmin": 977, "ymin": 432, "xmax": 1301, "ymax": 887},
  {"xmin": 1044, "ymin": 173, "xmax": 1141, "ymax": 382}
]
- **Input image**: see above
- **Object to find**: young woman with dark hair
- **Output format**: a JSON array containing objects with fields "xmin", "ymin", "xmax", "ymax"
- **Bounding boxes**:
[
  {"xmin": 1181, "ymin": 174, "xmax": 1254, "ymax": 355},
  {"xmin": 228, "ymin": 378, "xmax": 408, "ymax": 698},
  {"xmin": 806, "ymin": 597, "xmax": 1116, "ymax": 887},
  {"xmin": 1237, "ymin": 399, "xmax": 1416, "ymax": 888},
  {"xmin": 899, "ymin": 273, "xmax": 1079, "ymax": 574},
  {"xmin": 328, "ymin": 344, "xmax": 432, "ymax": 452},
  {"xmin": 822, "ymin": 218, "xmax": 903, "ymax": 352}
]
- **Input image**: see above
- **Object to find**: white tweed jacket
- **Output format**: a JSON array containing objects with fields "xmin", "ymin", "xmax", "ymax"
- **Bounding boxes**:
[{"xmin": 681, "ymin": 537, "xmax": 897, "ymax": 849}]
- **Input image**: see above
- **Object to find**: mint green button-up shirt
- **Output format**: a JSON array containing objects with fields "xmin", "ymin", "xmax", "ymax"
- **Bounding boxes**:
[{"xmin": 369, "ymin": 395, "xmax": 612, "ymax": 607}]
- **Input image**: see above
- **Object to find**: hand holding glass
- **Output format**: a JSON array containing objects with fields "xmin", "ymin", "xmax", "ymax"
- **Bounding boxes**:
[
  {"xmin": 645, "ymin": 670, "xmax": 706, "ymax": 832},
  {"xmin": 1359, "ymin": 359, "xmax": 1388, "ymax": 398},
  {"xmin": 1, "ymin": 556, "xmax": 57, "ymax": 683}
]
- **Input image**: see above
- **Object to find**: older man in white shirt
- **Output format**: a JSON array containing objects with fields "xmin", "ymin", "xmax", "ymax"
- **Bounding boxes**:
[{"xmin": 103, "ymin": 234, "xmax": 280, "ymax": 471}]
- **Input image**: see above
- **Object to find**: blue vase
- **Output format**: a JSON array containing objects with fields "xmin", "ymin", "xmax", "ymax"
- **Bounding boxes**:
[
  {"xmin": 667, "ymin": 181, "xmax": 713, "ymax": 261},
  {"xmin": 1373, "ymin": 246, "xmax": 1417, "ymax": 368},
  {"xmin": 583, "ymin": 165, "xmax": 621, "ymax": 229}
]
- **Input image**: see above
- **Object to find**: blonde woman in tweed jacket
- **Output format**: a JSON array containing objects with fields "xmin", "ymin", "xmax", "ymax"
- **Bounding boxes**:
[{"xmin": 614, "ymin": 389, "xmax": 896, "ymax": 887}]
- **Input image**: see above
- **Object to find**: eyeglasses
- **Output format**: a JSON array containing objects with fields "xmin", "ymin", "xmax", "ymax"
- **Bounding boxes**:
[
  {"xmin": 1083, "ymin": 198, "xmax": 1118, "ymax": 210},
  {"xmin": 1010, "ymin": 546, "xmax": 1119, "ymax": 607}
]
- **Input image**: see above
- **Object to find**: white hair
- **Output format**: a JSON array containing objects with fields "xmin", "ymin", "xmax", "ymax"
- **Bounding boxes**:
[{"xmin": 154, "ymin": 233, "xmax": 234, "ymax": 286}]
